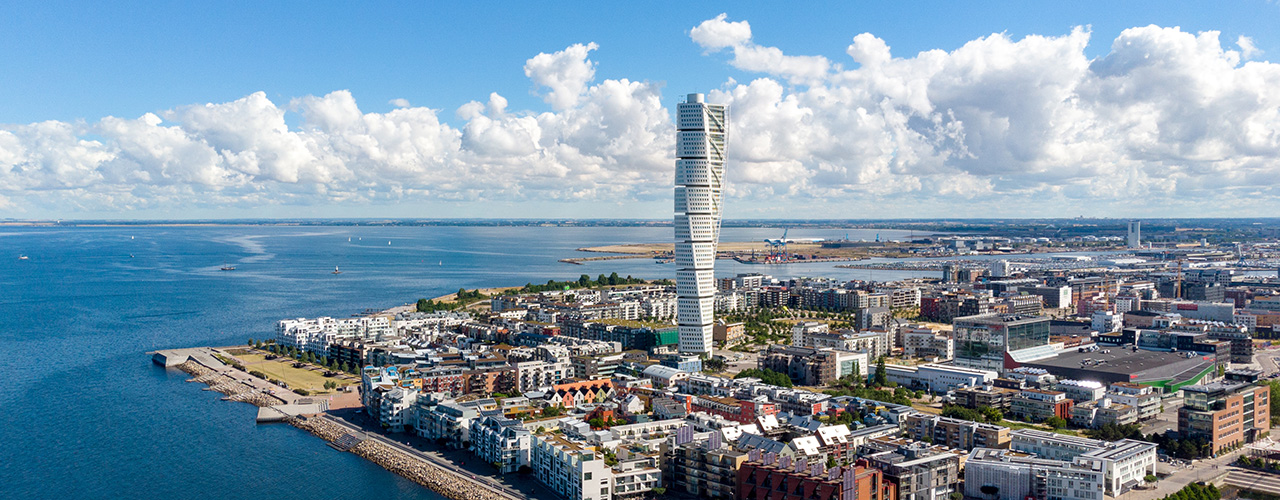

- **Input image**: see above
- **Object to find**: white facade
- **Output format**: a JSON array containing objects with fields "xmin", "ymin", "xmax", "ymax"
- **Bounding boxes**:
[
  {"xmin": 1127, "ymin": 220, "xmax": 1141, "ymax": 248},
  {"xmin": 472, "ymin": 416, "xmax": 532, "ymax": 474},
  {"xmin": 516, "ymin": 360, "xmax": 574, "ymax": 392},
  {"xmin": 903, "ymin": 328, "xmax": 955, "ymax": 359},
  {"xmin": 887, "ymin": 363, "xmax": 997, "ymax": 393},
  {"xmin": 675, "ymin": 93, "xmax": 727, "ymax": 355},
  {"xmin": 531, "ymin": 433, "xmax": 615, "ymax": 500},
  {"xmin": 276, "ymin": 316, "xmax": 392, "ymax": 354},
  {"xmin": 1009, "ymin": 430, "xmax": 1157, "ymax": 495}
]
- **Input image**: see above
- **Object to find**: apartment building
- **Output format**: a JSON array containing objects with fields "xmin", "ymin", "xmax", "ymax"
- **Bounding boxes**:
[
  {"xmin": 735, "ymin": 451, "xmax": 897, "ymax": 500},
  {"xmin": 862, "ymin": 441, "xmax": 961, "ymax": 500},
  {"xmin": 1070, "ymin": 398, "xmax": 1139, "ymax": 429},
  {"xmin": 1009, "ymin": 430, "xmax": 1157, "ymax": 495},
  {"xmin": 516, "ymin": 360, "xmax": 573, "ymax": 392},
  {"xmin": 665, "ymin": 437, "xmax": 749, "ymax": 500},
  {"xmin": 904, "ymin": 413, "xmax": 1010, "ymax": 451},
  {"xmin": 1106, "ymin": 383, "xmax": 1161, "ymax": 421},
  {"xmin": 472, "ymin": 415, "xmax": 531, "ymax": 473},
  {"xmin": 531, "ymin": 432, "xmax": 614, "ymax": 500},
  {"xmin": 1011, "ymin": 389, "xmax": 1073, "ymax": 423},
  {"xmin": 965, "ymin": 448, "xmax": 1105, "ymax": 500}
]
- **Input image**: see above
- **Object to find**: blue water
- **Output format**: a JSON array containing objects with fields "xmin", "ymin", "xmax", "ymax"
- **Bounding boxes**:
[{"xmin": 0, "ymin": 225, "xmax": 924, "ymax": 499}]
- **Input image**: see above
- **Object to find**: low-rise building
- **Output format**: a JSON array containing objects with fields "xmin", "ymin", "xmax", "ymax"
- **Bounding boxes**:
[
  {"xmin": 904, "ymin": 413, "xmax": 1009, "ymax": 451},
  {"xmin": 1069, "ymin": 398, "xmax": 1139, "ymax": 429},
  {"xmin": 863, "ymin": 441, "xmax": 961, "ymax": 500},
  {"xmin": 665, "ymin": 436, "xmax": 749, "ymax": 500},
  {"xmin": 1011, "ymin": 389, "xmax": 1072, "ymax": 423},
  {"xmin": 951, "ymin": 385, "xmax": 1019, "ymax": 411},
  {"xmin": 1106, "ymin": 382, "xmax": 1161, "ymax": 421},
  {"xmin": 735, "ymin": 451, "xmax": 897, "ymax": 500},
  {"xmin": 965, "ymin": 448, "xmax": 1105, "ymax": 500},
  {"xmin": 1009, "ymin": 429, "xmax": 1157, "ymax": 495},
  {"xmin": 1054, "ymin": 380, "xmax": 1105, "ymax": 403}
]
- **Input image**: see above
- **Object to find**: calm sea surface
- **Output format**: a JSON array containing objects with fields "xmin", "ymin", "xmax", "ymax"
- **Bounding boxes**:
[{"xmin": 0, "ymin": 225, "xmax": 936, "ymax": 499}]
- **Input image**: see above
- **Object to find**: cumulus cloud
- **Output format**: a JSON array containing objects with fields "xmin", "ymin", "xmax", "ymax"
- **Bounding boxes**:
[
  {"xmin": 388, "ymin": 98, "xmax": 412, "ymax": 108},
  {"xmin": 0, "ymin": 42, "xmax": 674, "ymax": 214},
  {"xmin": 1, "ymin": 22, "xmax": 1279, "ymax": 217},
  {"xmin": 693, "ymin": 18, "xmax": 1280, "ymax": 215},
  {"xmin": 524, "ymin": 42, "xmax": 600, "ymax": 111}
]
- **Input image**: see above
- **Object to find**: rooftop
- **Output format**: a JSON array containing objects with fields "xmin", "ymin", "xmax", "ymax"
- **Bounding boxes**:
[{"xmin": 1019, "ymin": 346, "xmax": 1216, "ymax": 384}]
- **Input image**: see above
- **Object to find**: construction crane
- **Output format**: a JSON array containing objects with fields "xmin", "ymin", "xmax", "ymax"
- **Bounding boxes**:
[{"xmin": 764, "ymin": 228, "xmax": 790, "ymax": 261}]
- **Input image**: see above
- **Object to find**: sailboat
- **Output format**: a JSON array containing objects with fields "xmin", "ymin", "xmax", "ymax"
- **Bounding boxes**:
[
  {"xmin": 332, "ymin": 266, "xmax": 342, "ymax": 274},
  {"xmin": 348, "ymin": 237, "xmax": 351, "ymax": 242},
  {"xmin": 220, "ymin": 263, "xmax": 236, "ymax": 271},
  {"xmin": 388, "ymin": 241, "xmax": 391, "ymax": 245},
  {"xmin": 18, "ymin": 255, "xmax": 29, "ymax": 260},
  {"xmin": 438, "ymin": 260, "xmax": 443, "ymax": 266}
]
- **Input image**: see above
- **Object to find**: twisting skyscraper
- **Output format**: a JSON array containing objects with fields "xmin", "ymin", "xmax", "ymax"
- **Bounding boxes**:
[{"xmin": 675, "ymin": 93, "xmax": 727, "ymax": 354}]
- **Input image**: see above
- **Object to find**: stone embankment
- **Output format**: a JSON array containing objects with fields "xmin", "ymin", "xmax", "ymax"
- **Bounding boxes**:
[
  {"xmin": 176, "ymin": 360, "xmax": 284, "ymax": 407},
  {"xmin": 288, "ymin": 417, "xmax": 513, "ymax": 500}
]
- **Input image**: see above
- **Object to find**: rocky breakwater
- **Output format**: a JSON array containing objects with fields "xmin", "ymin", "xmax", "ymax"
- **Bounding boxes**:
[
  {"xmin": 175, "ymin": 360, "xmax": 284, "ymax": 407},
  {"xmin": 288, "ymin": 417, "xmax": 513, "ymax": 500}
]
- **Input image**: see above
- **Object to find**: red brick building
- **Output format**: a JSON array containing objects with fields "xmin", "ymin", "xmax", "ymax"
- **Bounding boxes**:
[
  {"xmin": 691, "ymin": 396, "xmax": 778, "ymax": 424},
  {"xmin": 736, "ymin": 456, "xmax": 896, "ymax": 500}
]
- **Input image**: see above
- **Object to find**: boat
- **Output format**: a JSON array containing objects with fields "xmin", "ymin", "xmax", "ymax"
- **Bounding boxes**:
[
  {"xmin": 348, "ymin": 237, "xmax": 351, "ymax": 242},
  {"xmin": 18, "ymin": 255, "xmax": 29, "ymax": 260},
  {"xmin": 332, "ymin": 266, "xmax": 342, "ymax": 274},
  {"xmin": 220, "ymin": 263, "xmax": 236, "ymax": 271},
  {"xmin": 438, "ymin": 260, "xmax": 443, "ymax": 266}
]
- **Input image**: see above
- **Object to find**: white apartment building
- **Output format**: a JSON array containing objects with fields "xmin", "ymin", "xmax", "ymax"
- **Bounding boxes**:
[
  {"xmin": 516, "ymin": 360, "xmax": 574, "ymax": 392},
  {"xmin": 1009, "ymin": 429, "xmax": 1157, "ymax": 495},
  {"xmin": 472, "ymin": 415, "xmax": 532, "ymax": 474},
  {"xmin": 1106, "ymin": 382, "xmax": 1161, "ymax": 421},
  {"xmin": 531, "ymin": 433, "xmax": 615, "ymax": 500},
  {"xmin": 965, "ymin": 448, "xmax": 1105, "ymax": 500},
  {"xmin": 378, "ymin": 387, "xmax": 418, "ymax": 433},
  {"xmin": 276, "ymin": 316, "xmax": 392, "ymax": 354},
  {"xmin": 675, "ymin": 92, "xmax": 727, "ymax": 355},
  {"xmin": 902, "ymin": 327, "xmax": 954, "ymax": 359}
]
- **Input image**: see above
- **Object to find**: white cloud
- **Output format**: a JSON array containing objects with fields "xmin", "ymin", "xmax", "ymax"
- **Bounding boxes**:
[
  {"xmin": 1, "ymin": 23, "xmax": 1279, "ymax": 218},
  {"xmin": 388, "ymin": 98, "xmax": 412, "ymax": 108},
  {"xmin": 1239, "ymin": 35, "xmax": 1262, "ymax": 60},
  {"xmin": 524, "ymin": 42, "xmax": 599, "ymax": 111}
]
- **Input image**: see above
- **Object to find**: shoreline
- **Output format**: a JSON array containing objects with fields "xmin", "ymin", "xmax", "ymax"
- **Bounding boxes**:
[{"xmin": 158, "ymin": 348, "xmax": 516, "ymax": 500}]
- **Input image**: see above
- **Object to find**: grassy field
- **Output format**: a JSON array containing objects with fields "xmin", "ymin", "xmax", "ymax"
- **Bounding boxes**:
[{"xmin": 237, "ymin": 353, "xmax": 355, "ymax": 394}]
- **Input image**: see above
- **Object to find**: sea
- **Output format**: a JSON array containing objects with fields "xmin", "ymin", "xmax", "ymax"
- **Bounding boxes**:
[{"xmin": 0, "ymin": 225, "xmax": 936, "ymax": 499}]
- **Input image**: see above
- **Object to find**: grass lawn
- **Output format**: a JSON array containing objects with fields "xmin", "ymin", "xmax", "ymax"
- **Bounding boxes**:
[{"xmin": 238, "ymin": 353, "xmax": 355, "ymax": 394}]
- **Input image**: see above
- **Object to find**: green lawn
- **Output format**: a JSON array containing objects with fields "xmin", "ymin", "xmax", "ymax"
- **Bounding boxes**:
[{"xmin": 238, "ymin": 353, "xmax": 356, "ymax": 394}]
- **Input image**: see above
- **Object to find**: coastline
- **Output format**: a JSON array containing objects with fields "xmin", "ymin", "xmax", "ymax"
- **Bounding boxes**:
[{"xmin": 159, "ymin": 348, "xmax": 517, "ymax": 500}]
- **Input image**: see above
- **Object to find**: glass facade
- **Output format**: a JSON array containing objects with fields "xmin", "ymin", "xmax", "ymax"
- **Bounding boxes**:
[{"xmin": 954, "ymin": 315, "xmax": 1050, "ymax": 372}]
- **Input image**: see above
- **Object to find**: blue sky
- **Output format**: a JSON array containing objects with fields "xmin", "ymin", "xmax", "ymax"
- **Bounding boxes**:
[{"xmin": 2, "ymin": 1, "xmax": 1279, "ymax": 219}]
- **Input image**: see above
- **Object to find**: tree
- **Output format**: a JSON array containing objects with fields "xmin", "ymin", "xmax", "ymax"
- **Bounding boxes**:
[
  {"xmin": 247, "ymin": 338, "xmax": 255, "ymax": 346},
  {"xmin": 826, "ymin": 455, "xmax": 838, "ymax": 468},
  {"xmin": 873, "ymin": 356, "xmax": 888, "ymax": 387},
  {"xmin": 608, "ymin": 272, "xmax": 620, "ymax": 286},
  {"xmin": 578, "ymin": 274, "xmax": 591, "ymax": 286},
  {"xmin": 1144, "ymin": 474, "xmax": 1158, "ymax": 489},
  {"xmin": 340, "ymin": 361, "xmax": 351, "ymax": 373},
  {"xmin": 735, "ymin": 368, "xmax": 793, "ymax": 388},
  {"xmin": 597, "ymin": 274, "xmax": 607, "ymax": 286},
  {"xmin": 980, "ymin": 406, "xmax": 1003, "ymax": 423},
  {"xmin": 1044, "ymin": 416, "xmax": 1068, "ymax": 430}
]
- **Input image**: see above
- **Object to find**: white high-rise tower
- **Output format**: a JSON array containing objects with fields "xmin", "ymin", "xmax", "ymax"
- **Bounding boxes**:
[
  {"xmin": 675, "ymin": 93, "xmax": 726, "ymax": 355},
  {"xmin": 1127, "ymin": 220, "xmax": 1142, "ymax": 248}
]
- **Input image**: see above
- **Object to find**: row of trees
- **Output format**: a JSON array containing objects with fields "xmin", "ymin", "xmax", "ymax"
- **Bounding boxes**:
[
  {"xmin": 734, "ymin": 368, "xmax": 794, "ymax": 388},
  {"xmin": 253, "ymin": 341, "xmax": 360, "ymax": 375},
  {"xmin": 1161, "ymin": 482, "xmax": 1219, "ymax": 500},
  {"xmin": 941, "ymin": 404, "xmax": 1003, "ymax": 424}
]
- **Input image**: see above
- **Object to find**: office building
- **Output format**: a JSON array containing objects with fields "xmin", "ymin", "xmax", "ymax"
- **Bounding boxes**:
[
  {"xmin": 1178, "ymin": 373, "xmax": 1270, "ymax": 454},
  {"xmin": 953, "ymin": 314, "xmax": 1051, "ymax": 373},
  {"xmin": 675, "ymin": 92, "xmax": 727, "ymax": 354}
]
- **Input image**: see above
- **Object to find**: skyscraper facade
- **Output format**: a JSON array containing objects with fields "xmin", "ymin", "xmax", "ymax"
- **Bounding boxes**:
[
  {"xmin": 1127, "ymin": 220, "xmax": 1141, "ymax": 248},
  {"xmin": 675, "ymin": 93, "xmax": 727, "ymax": 354}
]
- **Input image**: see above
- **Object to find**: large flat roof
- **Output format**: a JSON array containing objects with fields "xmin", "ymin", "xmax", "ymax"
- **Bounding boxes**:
[{"xmin": 1018, "ymin": 348, "xmax": 1215, "ymax": 385}]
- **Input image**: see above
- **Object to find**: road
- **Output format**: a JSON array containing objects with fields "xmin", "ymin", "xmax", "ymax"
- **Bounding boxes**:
[
  {"xmin": 323, "ymin": 410, "xmax": 560, "ymax": 500},
  {"xmin": 1140, "ymin": 397, "xmax": 1183, "ymax": 437}
]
